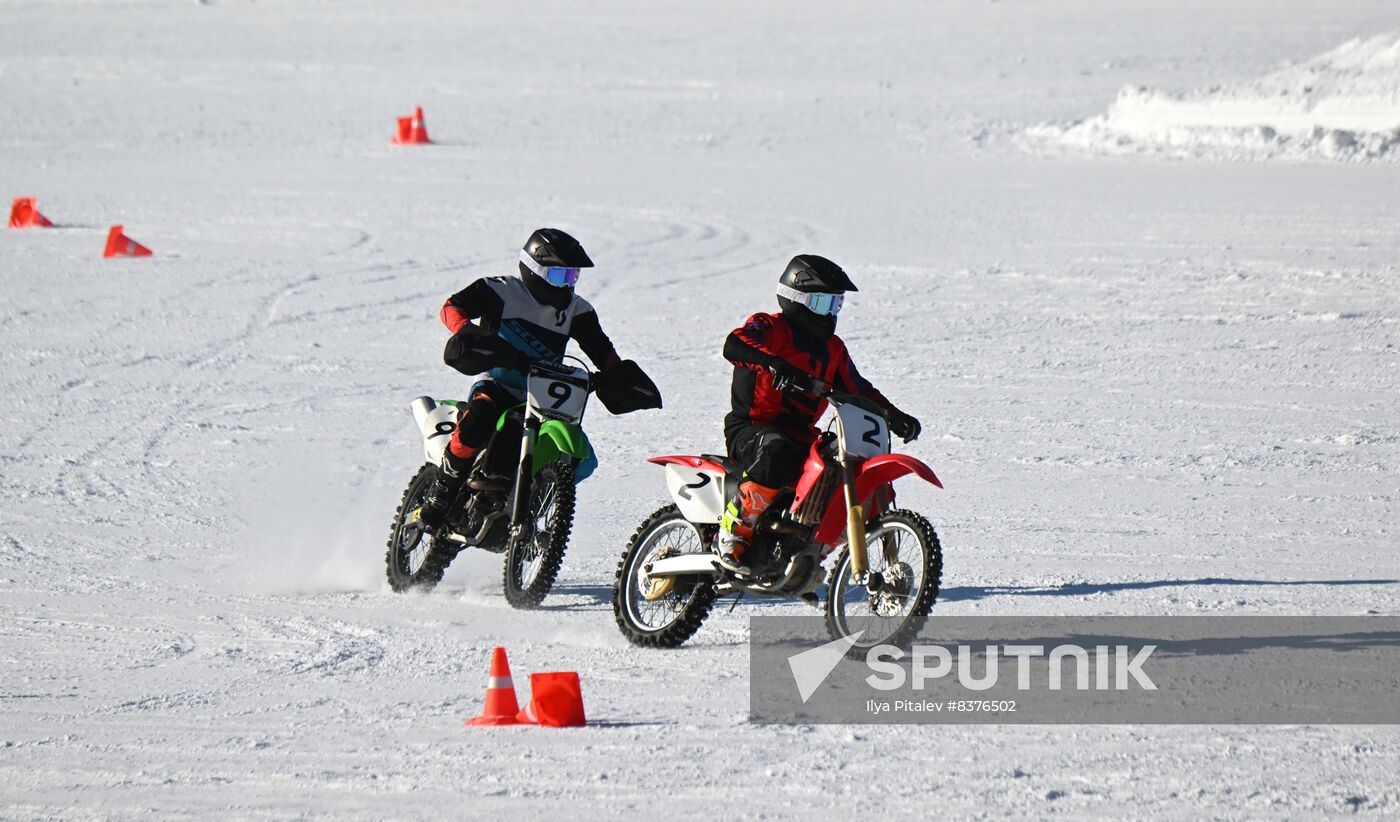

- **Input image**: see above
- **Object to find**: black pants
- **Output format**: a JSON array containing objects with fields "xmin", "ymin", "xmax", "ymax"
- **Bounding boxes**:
[
  {"xmin": 726, "ymin": 424, "xmax": 806, "ymax": 489},
  {"xmin": 449, "ymin": 380, "xmax": 520, "ymax": 457}
]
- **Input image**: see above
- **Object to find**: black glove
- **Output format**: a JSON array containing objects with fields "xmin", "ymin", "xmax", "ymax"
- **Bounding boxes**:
[
  {"xmin": 593, "ymin": 359, "xmax": 663, "ymax": 414},
  {"xmin": 888, "ymin": 410, "xmax": 921, "ymax": 443},
  {"xmin": 769, "ymin": 362, "xmax": 817, "ymax": 395},
  {"xmin": 444, "ymin": 328, "xmax": 529, "ymax": 376}
]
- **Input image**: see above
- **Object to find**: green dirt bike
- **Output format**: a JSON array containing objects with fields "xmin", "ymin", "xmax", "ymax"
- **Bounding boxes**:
[{"xmin": 385, "ymin": 357, "xmax": 659, "ymax": 608}]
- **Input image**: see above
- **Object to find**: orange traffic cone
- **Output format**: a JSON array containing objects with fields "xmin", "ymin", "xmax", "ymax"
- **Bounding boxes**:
[
  {"xmin": 9, "ymin": 197, "xmax": 54, "ymax": 229},
  {"xmin": 515, "ymin": 671, "xmax": 587, "ymax": 727},
  {"xmin": 465, "ymin": 647, "xmax": 522, "ymax": 726},
  {"xmin": 392, "ymin": 106, "xmax": 432, "ymax": 145},
  {"xmin": 103, "ymin": 225, "xmax": 153, "ymax": 258}
]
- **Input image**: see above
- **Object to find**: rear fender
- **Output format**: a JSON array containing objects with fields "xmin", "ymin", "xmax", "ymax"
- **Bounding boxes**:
[
  {"xmin": 813, "ymin": 454, "xmax": 942, "ymax": 546},
  {"xmin": 648, "ymin": 455, "xmax": 728, "ymax": 473},
  {"xmin": 650, "ymin": 456, "xmax": 727, "ymax": 525},
  {"xmin": 410, "ymin": 397, "xmax": 461, "ymax": 465}
]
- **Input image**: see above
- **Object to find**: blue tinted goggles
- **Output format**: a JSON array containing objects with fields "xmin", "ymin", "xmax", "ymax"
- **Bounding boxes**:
[
  {"xmin": 520, "ymin": 250, "xmax": 582, "ymax": 287},
  {"xmin": 777, "ymin": 283, "xmax": 844, "ymax": 316}
]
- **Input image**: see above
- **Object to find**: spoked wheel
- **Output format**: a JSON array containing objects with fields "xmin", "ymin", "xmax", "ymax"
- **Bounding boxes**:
[
  {"xmin": 502, "ymin": 457, "xmax": 576, "ymax": 609},
  {"xmin": 824, "ymin": 510, "xmax": 942, "ymax": 653},
  {"xmin": 612, "ymin": 505, "xmax": 718, "ymax": 648},
  {"xmin": 385, "ymin": 463, "xmax": 455, "ymax": 592}
]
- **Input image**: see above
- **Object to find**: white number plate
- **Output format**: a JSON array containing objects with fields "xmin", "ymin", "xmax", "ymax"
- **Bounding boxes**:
[
  {"xmin": 526, "ymin": 368, "xmax": 590, "ymax": 423},
  {"xmin": 835, "ymin": 402, "xmax": 891, "ymax": 459}
]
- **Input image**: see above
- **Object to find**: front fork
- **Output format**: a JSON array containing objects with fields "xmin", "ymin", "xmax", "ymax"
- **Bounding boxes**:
[
  {"xmin": 840, "ymin": 458, "xmax": 891, "ymax": 595},
  {"xmin": 509, "ymin": 415, "xmax": 539, "ymax": 540},
  {"xmin": 840, "ymin": 456, "xmax": 873, "ymax": 589}
]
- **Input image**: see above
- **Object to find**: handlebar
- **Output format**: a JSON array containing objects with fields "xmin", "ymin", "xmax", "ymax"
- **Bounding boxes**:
[
  {"xmin": 825, "ymin": 390, "xmax": 890, "ymax": 419},
  {"xmin": 527, "ymin": 359, "xmax": 596, "ymax": 389},
  {"xmin": 530, "ymin": 357, "xmax": 664, "ymax": 416}
]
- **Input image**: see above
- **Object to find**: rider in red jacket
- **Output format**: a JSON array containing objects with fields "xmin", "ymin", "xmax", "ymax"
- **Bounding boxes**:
[{"xmin": 719, "ymin": 255, "xmax": 921, "ymax": 571}]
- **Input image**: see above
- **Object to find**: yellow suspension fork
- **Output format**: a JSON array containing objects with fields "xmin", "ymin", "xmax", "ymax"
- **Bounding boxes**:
[{"xmin": 840, "ymin": 456, "xmax": 869, "ymax": 584}]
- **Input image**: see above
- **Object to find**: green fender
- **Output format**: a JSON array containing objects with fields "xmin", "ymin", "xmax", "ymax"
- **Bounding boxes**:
[
  {"xmin": 535, "ymin": 419, "xmax": 592, "ymax": 473},
  {"xmin": 493, "ymin": 405, "xmax": 596, "ymax": 480}
]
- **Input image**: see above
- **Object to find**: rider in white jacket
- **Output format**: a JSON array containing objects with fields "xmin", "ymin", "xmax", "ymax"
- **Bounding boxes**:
[{"xmin": 414, "ymin": 228, "xmax": 624, "ymax": 528}]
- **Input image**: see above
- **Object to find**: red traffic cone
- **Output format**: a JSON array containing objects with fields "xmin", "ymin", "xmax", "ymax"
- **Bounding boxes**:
[
  {"xmin": 392, "ymin": 106, "xmax": 432, "ymax": 145},
  {"xmin": 515, "ymin": 671, "xmax": 586, "ymax": 728},
  {"xmin": 9, "ymin": 197, "xmax": 54, "ymax": 229},
  {"xmin": 465, "ymin": 647, "xmax": 522, "ymax": 726},
  {"xmin": 103, "ymin": 225, "xmax": 153, "ymax": 258}
]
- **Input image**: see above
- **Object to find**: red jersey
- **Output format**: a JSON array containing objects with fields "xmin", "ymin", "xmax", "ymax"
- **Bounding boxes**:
[{"xmin": 724, "ymin": 311, "xmax": 894, "ymax": 445}]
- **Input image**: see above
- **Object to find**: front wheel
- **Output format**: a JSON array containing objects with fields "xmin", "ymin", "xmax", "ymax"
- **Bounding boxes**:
[
  {"xmin": 612, "ymin": 505, "xmax": 718, "ymax": 648},
  {"xmin": 824, "ymin": 509, "xmax": 942, "ymax": 653},
  {"xmin": 502, "ymin": 457, "xmax": 576, "ymax": 609},
  {"xmin": 385, "ymin": 463, "xmax": 455, "ymax": 592}
]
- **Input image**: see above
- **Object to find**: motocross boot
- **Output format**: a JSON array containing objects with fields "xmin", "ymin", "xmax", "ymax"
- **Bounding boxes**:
[
  {"xmin": 716, "ymin": 479, "xmax": 781, "ymax": 574},
  {"xmin": 414, "ymin": 447, "xmax": 475, "ymax": 530}
]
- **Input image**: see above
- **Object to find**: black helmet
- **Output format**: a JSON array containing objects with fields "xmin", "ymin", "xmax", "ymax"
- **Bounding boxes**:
[
  {"xmin": 776, "ymin": 254, "xmax": 856, "ymax": 340},
  {"xmin": 519, "ymin": 228, "xmax": 593, "ymax": 310}
]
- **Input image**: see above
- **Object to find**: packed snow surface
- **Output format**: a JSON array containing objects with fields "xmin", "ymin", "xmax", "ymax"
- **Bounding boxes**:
[
  {"xmin": 3, "ymin": 0, "xmax": 1400, "ymax": 818},
  {"xmin": 1031, "ymin": 32, "xmax": 1400, "ymax": 161}
]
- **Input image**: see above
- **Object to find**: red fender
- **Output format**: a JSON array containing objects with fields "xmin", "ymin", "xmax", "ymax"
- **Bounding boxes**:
[
  {"xmin": 813, "ymin": 453, "xmax": 942, "ymax": 547},
  {"xmin": 856, "ymin": 453, "xmax": 942, "ymax": 495},
  {"xmin": 648, "ymin": 455, "xmax": 729, "ymax": 474}
]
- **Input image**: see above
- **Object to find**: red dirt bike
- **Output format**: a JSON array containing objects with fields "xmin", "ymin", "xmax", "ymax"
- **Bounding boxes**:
[{"xmin": 612, "ymin": 387, "xmax": 943, "ymax": 653}]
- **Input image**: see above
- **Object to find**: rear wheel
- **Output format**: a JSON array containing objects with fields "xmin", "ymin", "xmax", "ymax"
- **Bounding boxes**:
[
  {"xmin": 502, "ymin": 457, "xmax": 576, "ymax": 609},
  {"xmin": 612, "ymin": 505, "xmax": 717, "ymax": 648},
  {"xmin": 824, "ymin": 510, "xmax": 942, "ymax": 653},
  {"xmin": 385, "ymin": 463, "xmax": 455, "ymax": 592}
]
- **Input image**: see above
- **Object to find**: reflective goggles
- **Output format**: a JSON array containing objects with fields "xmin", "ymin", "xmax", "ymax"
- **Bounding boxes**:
[
  {"xmin": 520, "ymin": 250, "xmax": 582, "ymax": 287},
  {"xmin": 777, "ymin": 283, "xmax": 844, "ymax": 316}
]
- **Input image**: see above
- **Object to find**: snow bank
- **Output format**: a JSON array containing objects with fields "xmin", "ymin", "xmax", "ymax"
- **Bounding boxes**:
[{"xmin": 1029, "ymin": 34, "xmax": 1400, "ymax": 161}]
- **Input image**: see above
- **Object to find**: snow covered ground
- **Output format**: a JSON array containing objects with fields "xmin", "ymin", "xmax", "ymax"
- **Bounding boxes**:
[
  {"xmin": 1028, "ymin": 32, "xmax": 1400, "ymax": 161},
  {"xmin": 3, "ymin": 0, "xmax": 1399, "ymax": 817}
]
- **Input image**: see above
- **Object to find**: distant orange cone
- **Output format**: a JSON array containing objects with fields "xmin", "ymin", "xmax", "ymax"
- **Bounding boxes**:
[
  {"xmin": 465, "ymin": 647, "xmax": 522, "ymax": 726},
  {"xmin": 103, "ymin": 225, "xmax": 153, "ymax": 258},
  {"xmin": 392, "ymin": 106, "xmax": 432, "ymax": 145},
  {"xmin": 515, "ymin": 671, "xmax": 586, "ymax": 727},
  {"xmin": 9, "ymin": 197, "xmax": 54, "ymax": 229}
]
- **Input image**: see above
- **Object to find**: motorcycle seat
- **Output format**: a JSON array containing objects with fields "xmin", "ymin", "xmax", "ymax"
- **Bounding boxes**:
[{"xmin": 699, "ymin": 453, "xmax": 742, "ymax": 475}]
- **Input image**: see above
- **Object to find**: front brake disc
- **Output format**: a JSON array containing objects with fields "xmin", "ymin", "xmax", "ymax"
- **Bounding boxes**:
[{"xmin": 885, "ymin": 561, "xmax": 914, "ymax": 595}]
